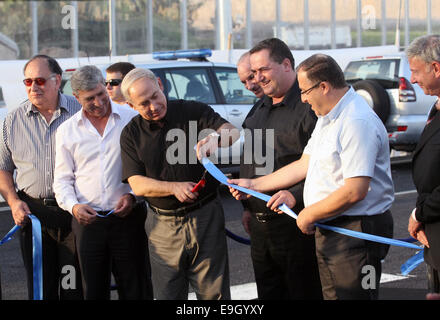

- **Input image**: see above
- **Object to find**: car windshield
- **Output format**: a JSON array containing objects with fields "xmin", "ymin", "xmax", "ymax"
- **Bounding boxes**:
[{"xmin": 344, "ymin": 59, "xmax": 400, "ymax": 82}]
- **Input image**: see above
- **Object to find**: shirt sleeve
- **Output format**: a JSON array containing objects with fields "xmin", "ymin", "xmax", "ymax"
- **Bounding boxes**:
[
  {"xmin": 340, "ymin": 118, "xmax": 380, "ymax": 179},
  {"xmin": 120, "ymin": 125, "xmax": 146, "ymax": 183},
  {"xmin": 53, "ymin": 125, "xmax": 78, "ymax": 214},
  {"xmin": 0, "ymin": 116, "xmax": 15, "ymax": 172},
  {"xmin": 195, "ymin": 102, "xmax": 228, "ymax": 132}
]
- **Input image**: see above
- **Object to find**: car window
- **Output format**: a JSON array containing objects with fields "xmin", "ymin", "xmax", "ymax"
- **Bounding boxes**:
[
  {"xmin": 61, "ymin": 73, "xmax": 74, "ymax": 96},
  {"xmin": 344, "ymin": 59, "xmax": 400, "ymax": 82},
  {"xmin": 164, "ymin": 68, "xmax": 216, "ymax": 104},
  {"xmin": 0, "ymin": 86, "xmax": 5, "ymax": 107},
  {"xmin": 213, "ymin": 68, "xmax": 258, "ymax": 105}
]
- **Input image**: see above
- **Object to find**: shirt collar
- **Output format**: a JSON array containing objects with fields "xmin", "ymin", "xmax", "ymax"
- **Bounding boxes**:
[
  {"xmin": 262, "ymin": 79, "xmax": 300, "ymax": 109},
  {"xmin": 25, "ymin": 91, "xmax": 68, "ymax": 116},
  {"xmin": 321, "ymin": 86, "xmax": 354, "ymax": 123},
  {"xmin": 77, "ymin": 100, "xmax": 120, "ymax": 125}
]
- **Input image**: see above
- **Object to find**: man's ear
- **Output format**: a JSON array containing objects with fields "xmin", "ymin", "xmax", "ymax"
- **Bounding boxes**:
[
  {"xmin": 73, "ymin": 93, "xmax": 80, "ymax": 103},
  {"xmin": 432, "ymin": 61, "xmax": 440, "ymax": 78},
  {"xmin": 282, "ymin": 58, "xmax": 292, "ymax": 72},
  {"xmin": 157, "ymin": 77, "xmax": 164, "ymax": 91}
]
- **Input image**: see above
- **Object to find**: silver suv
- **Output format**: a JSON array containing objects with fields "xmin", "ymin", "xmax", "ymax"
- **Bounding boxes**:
[
  {"xmin": 344, "ymin": 53, "xmax": 436, "ymax": 152},
  {"xmin": 61, "ymin": 49, "xmax": 257, "ymax": 173}
]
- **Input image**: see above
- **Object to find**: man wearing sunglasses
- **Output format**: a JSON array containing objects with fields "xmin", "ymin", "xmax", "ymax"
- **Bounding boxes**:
[
  {"xmin": 105, "ymin": 62, "xmax": 135, "ymax": 107},
  {"xmin": 231, "ymin": 38, "xmax": 322, "ymax": 300},
  {"xmin": 0, "ymin": 55, "xmax": 83, "ymax": 300}
]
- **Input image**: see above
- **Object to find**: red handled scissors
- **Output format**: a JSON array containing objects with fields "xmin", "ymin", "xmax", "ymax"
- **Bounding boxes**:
[{"xmin": 191, "ymin": 170, "xmax": 207, "ymax": 193}]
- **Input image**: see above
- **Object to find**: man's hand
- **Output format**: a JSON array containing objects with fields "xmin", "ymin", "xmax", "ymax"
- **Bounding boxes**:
[
  {"xmin": 10, "ymin": 198, "xmax": 31, "ymax": 227},
  {"xmin": 266, "ymin": 190, "xmax": 297, "ymax": 214},
  {"xmin": 227, "ymin": 178, "xmax": 253, "ymax": 201},
  {"xmin": 296, "ymin": 207, "xmax": 316, "ymax": 235},
  {"xmin": 242, "ymin": 209, "xmax": 252, "ymax": 235},
  {"xmin": 408, "ymin": 213, "xmax": 429, "ymax": 247},
  {"xmin": 113, "ymin": 193, "xmax": 136, "ymax": 218},
  {"xmin": 196, "ymin": 132, "xmax": 219, "ymax": 160},
  {"xmin": 172, "ymin": 182, "xmax": 198, "ymax": 203},
  {"xmin": 72, "ymin": 204, "xmax": 97, "ymax": 225}
]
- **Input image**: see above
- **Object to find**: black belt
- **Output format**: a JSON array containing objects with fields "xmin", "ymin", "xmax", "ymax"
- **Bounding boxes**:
[
  {"xmin": 18, "ymin": 191, "xmax": 58, "ymax": 207},
  {"xmin": 149, "ymin": 193, "xmax": 217, "ymax": 217},
  {"xmin": 254, "ymin": 212, "xmax": 280, "ymax": 223}
]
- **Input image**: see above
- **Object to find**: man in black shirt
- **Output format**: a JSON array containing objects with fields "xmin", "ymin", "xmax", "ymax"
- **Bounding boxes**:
[
  {"xmin": 236, "ymin": 38, "xmax": 322, "ymax": 299},
  {"xmin": 119, "ymin": 68, "xmax": 239, "ymax": 300}
]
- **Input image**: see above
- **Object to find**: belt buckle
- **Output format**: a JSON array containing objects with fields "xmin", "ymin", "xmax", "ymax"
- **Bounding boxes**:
[
  {"xmin": 255, "ymin": 213, "xmax": 267, "ymax": 223},
  {"xmin": 43, "ymin": 198, "xmax": 57, "ymax": 207}
]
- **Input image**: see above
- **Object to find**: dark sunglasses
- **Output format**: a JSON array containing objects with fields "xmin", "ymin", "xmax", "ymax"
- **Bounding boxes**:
[
  {"xmin": 23, "ymin": 74, "xmax": 56, "ymax": 87},
  {"xmin": 105, "ymin": 79, "xmax": 123, "ymax": 87}
]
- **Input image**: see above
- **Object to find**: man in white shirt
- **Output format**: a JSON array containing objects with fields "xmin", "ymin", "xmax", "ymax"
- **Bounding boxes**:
[
  {"xmin": 53, "ymin": 65, "xmax": 152, "ymax": 300},
  {"xmin": 229, "ymin": 54, "xmax": 394, "ymax": 300}
]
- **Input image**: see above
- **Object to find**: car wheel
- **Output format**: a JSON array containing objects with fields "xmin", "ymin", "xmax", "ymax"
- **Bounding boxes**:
[{"xmin": 352, "ymin": 80, "xmax": 390, "ymax": 124}]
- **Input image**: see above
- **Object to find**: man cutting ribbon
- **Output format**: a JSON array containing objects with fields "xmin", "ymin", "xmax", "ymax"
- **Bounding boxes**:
[{"xmin": 120, "ymin": 67, "xmax": 239, "ymax": 300}]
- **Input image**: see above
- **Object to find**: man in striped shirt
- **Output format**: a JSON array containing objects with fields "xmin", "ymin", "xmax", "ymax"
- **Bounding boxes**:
[{"xmin": 0, "ymin": 55, "xmax": 83, "ymax": 300}]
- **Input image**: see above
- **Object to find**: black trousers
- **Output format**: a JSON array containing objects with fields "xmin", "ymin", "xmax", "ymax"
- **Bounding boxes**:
[
  {"xmin": 72, "ymin": 202, "xmax": 153, "ymax": 300},
  {"xmin": 315, "ymin": 211, "xmax": 393, "ymax": 300},
  {"xmin": 18, "ymin": 191, "xmax": 83, "ymax": 300},
  {"xmin": 427, "ymin": 265, "xmax": 440, "ymax": 293},
  {"xmin": 249, "ymin": 213, "xmax": 323, "ymax": 300}
]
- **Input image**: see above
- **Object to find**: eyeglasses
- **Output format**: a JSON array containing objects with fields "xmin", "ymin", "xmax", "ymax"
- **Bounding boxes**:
[
  {"xmin": 300, "ymin": 82, "xmax": 322, "ymax": 95},
  {"xmin": 105, "ymin": 79, "xmax": 123, "ymax": 87},
  {"xmin": 23, "ymin": 74, "xmax": 56, "ymax": 87}
]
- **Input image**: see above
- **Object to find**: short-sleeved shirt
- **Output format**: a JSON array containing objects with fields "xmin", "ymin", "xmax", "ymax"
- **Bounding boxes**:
[
  {"xmin": 0, "ymin": 93, "xmax": 81, "ymax": 198},
  {"xmin": 303, "ymin": 87, "xmax": 394, "ymax": 218},
  {"xmin": 240, "ymin": 79, "xmax": 317, "ymax": 214},
  {"xmin": 120, "ymin": 99, "xmax": 227, "ymax": 210}
]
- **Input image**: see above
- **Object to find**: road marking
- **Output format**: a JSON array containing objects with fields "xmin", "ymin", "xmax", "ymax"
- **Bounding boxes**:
[
  {"xmin": 380, "ymin": 273, "xmax": 410, "ymax": 283},
  {"xmin": 188, "ymin": 273, "xmax": 409, "ymax": 300}
]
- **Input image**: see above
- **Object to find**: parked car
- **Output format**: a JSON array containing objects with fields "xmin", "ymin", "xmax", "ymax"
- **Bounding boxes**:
[
  {"xmin": 344, "ymin": 53, "xmax": 437, "ymax": 152},
  {"xmin": 61, "ymin": 49, "xmax": 257, "ymax": 174},
  {"xmin": 0, "ymin": 85, "xmax": 8, "ymax": 122}
]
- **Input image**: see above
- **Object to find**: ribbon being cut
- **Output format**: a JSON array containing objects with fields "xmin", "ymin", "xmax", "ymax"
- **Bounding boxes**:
[
  {"xmin": 0, "ymin": 214, "xmax": 43, "ymax": 300},
  {"xmin": 199, "ymin": 157, "xmax": 424, "ymax": 276}
]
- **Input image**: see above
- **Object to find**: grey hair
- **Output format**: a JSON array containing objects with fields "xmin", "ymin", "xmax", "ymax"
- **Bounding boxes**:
[
  {"xmin": 406, "ymin": 34, "xmax": 440, "ymax": 64},
  {"xmin": 70, "ymin": 65, "xmax": 105, "ymax": 95},
  {"xmin": 121, "ymin": 68, "xmax": 158, "ymax": 103}
]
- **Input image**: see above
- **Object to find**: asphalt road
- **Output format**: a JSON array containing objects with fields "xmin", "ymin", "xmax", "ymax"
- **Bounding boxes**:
[{"xmin": 0, "ymin": 158, "xmax": 430, "ymax": 300}]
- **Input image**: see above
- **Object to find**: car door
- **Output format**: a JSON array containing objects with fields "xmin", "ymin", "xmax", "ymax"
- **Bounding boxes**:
[{"xmin": 211, "ymin": 67, "xmax": 257, "ymax": 130}]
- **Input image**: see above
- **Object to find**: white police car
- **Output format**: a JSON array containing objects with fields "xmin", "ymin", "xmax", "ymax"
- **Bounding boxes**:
[{"xmin": 61, "ymin": 49, "xmax": 257, "ymax": 173}]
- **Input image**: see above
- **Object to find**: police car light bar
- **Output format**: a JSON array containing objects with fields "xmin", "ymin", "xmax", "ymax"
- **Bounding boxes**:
[{"xmin": 153, "ymin": 48, "xmax": 212, "ymax": 61}]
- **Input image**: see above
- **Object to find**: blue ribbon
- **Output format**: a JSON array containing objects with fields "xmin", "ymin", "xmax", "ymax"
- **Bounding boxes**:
[
  {"xmin": 28, "ymin": 215, "xmax": 43, "ymax": 300},
  {"xmin": 0, "ymin": 225, "xmax": 20, "ymax": 245},
  {"xmin": 0, "ymin": 214, "xmax": 43, "ymax": 300},
  {"xmin": 96, "ymin": 209, "xmax": 114, "ymax": 218},
  {"xmin": 201, "ymin": 157, "xmax": 424, "ymax": 272},
  {"xmin": 401, "ymin": 250, "xmax": 425, "ymax": 276}
]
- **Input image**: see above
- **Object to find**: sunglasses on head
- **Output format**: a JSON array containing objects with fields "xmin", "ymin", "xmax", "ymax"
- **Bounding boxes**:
[
  {"xmin": 105, "ymin": 79, "xmax": 123, "ymax": 87},
  {"xmin": 23, "ymin": 74, "xmax": 56, "ymax": 87}
]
